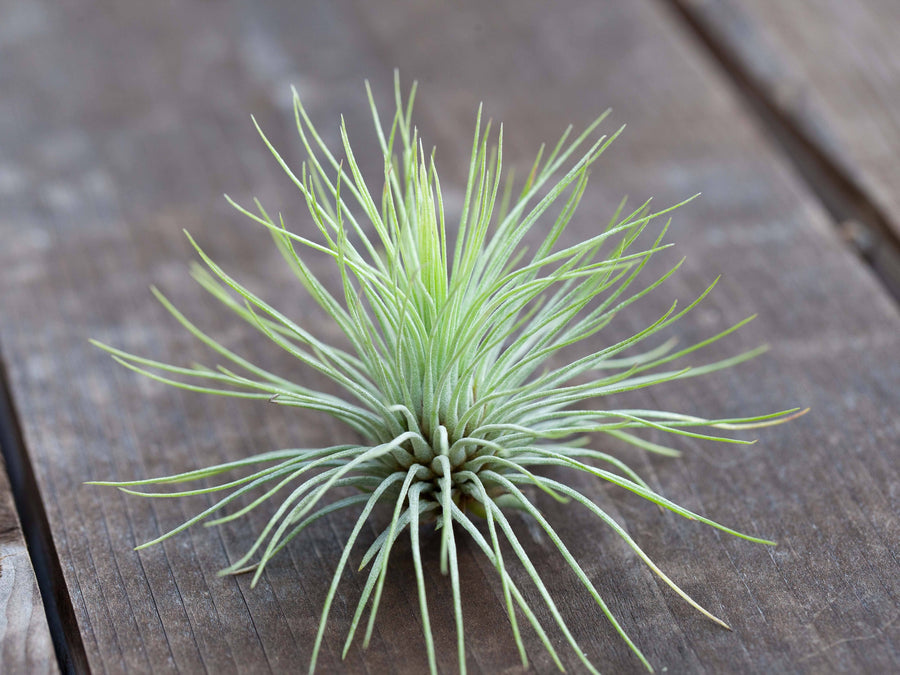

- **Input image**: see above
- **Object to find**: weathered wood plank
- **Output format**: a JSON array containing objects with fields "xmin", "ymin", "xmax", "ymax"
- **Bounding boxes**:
[
  {"xmin": 668, "ymin": 0, "xmax": 900, "ymax": 286},
  {"xmin": 0, "ymin": 449, "xmax": 57, "ymax": 673},
  {"xmin": 0, "ymin": 0, "xmax": 898, "ymax": 673}
]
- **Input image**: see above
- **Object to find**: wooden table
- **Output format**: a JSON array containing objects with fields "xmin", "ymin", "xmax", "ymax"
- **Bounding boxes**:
[{"xmin": 2, "ymin": 0, "xmax": 898, "ymax": 672}]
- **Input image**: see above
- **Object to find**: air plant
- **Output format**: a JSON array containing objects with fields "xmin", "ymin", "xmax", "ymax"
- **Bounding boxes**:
[{"xmin": 91, "ymin": 74, "xmax": 802, "ymax": 674}]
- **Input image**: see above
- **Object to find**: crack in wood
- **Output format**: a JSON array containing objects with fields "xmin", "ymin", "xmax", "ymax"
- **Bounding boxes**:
[
  {"xmin": 660, "ymin": 0, "xmax": 900, "ymax": 303},
  {"xmin": 0, "ymin": 348, "xmax": 86, "ymax": 674}
]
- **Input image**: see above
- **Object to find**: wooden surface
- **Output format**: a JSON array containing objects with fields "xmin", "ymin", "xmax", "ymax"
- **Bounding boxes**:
[
  {"xmin": 670, "ymin": 0, "xmax": 900, "ymax": 293},
  {"xmin": 0, "ymin": 449, "xmax": 57, "ymax": 674},
  {"xmin": 1, "ymin": 0, "xmax": 899, "ymax": 673}
]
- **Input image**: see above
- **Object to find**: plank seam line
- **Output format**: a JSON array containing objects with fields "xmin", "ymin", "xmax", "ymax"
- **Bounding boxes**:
[
  {"xmin": 0, "ymin": 345, "xmax": 89, "ymax": 674},
  {"xmin": 659, "ymin": 0, "xmax": 900, "ymax": 304}
]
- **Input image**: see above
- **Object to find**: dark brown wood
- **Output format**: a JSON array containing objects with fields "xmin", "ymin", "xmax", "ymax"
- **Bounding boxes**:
[
  {"xmin": 667, "ymin": 0, "xmax": 900, "ymax": 294},
  {"xmin": 1, "ymin": 0, "xmax": 899, "ymax": 673},
  {"xmin": 0, "ymin": 451, "xmax": 57, "ymax": 674}
]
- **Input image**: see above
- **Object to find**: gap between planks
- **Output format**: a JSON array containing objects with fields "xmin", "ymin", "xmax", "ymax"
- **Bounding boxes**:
[
  {"xmin": 659, "ymin": 0, "xmax": 900, "ymax": 302},
  {"xmin": 0, "ymin": 349, "xmax": 88, "ymax": 674}
]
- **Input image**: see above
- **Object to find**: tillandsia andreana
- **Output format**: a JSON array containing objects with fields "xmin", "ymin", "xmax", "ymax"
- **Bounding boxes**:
[{"xmin": 92, "ymin": 74, "xmax": 804, "ymax": 674}]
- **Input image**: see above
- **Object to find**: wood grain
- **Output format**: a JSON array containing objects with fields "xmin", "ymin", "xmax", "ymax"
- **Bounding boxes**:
[
  {"xmin": 668, "ymin": 0, "xmax": 900, "ymax": 285},
  {"xmin": 0, "ymin": 452, "xmax": 57, "ymax": 673},
  {"xmin": 1, "ymin": 0, "xmax": 898, "ymax": 673}
]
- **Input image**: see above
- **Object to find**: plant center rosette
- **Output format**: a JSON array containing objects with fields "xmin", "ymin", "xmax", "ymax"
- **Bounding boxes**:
[{"xmin": 92, "ymin": 73, "xmax": 803, "ymax": 674}]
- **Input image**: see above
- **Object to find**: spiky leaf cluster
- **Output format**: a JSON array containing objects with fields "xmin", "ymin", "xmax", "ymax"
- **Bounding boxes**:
[{"xmin": 92, "ymin": 75, "xmax": 801, "ymax": 674}]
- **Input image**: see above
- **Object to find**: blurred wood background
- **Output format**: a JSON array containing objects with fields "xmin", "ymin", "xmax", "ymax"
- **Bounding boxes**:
[{"xmin": 1, "ymin": 0, "xmax": 898, "ymax": 672}]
